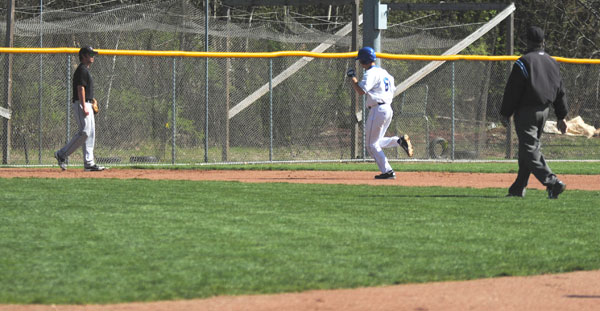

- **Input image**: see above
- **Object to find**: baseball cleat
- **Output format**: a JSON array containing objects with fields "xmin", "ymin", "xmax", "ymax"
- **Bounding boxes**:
[
  {"xmin": 374, "ymin": 170, "xmax": 396, "ymax": 180},
  {"xmin": 54, "ymin": 151, "xmax": 67, "ymax": 171},
  {"xmin": 547, "ymin": 180, "xmax": 566, "ymax": 199},
  {"xmin": 399, "ymin": 135, "xmax": 414, "ymax": 157},
  {"xmin": 84, "ymin": 164, "xmax": 106, "ymax": 172}
]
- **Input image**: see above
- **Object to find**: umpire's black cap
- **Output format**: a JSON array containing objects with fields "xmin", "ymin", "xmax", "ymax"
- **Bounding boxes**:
[
  {"xmin": 79, "ymin": 46, "xmax": 98, "ymax": 57},
  {"xmin": 526, "ymin": 26, "xmax": 544, "ymax": 43}
]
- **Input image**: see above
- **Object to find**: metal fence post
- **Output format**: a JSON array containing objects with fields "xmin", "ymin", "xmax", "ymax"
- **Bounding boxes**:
[
  {"xmin": 65, "ymin": 55, "xmax": 71, "ymax": 156},
  {"xmin": 38, "ymin": 56, "xmax": 43, "ymax": 164},
  {"xmin": 424, "ymin": 85, "xmax": 430, "ymax": 158},
  {"xmin": 38, "ymin": 0, "xmax": 43, "ymax": 164},
  {"xmin": 204, "ymin": 0, "xmax": 209, "ymax": 163},
  {"xmin": 451, "ymin": 61, "xmax": 455, "ymax": 160},
  {"xmin": 395, "ymin": 92, "xmax": 406, "ymax": 158},
  {"xmin": 505, "ymin": 12, "xmax": 514, "ymax": 159},
  {"xmin": 171, "ymin": 57, "xmax": 177, "ymax": 164},
  {"xmin": 362, "ymin": 95, "xmax": 366, "ymax": 160},
  {"xmin": 269, "ymin": 58, "xmax": 273, "ymax": 162}
]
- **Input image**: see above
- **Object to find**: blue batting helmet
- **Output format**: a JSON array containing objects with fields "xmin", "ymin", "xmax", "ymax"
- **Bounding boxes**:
[{"xmin": 356, "ymin": 47, "xmax": 376, "ymax": 63}]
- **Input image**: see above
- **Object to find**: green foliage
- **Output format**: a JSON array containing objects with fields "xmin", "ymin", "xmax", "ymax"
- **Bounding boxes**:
[
  {"xmin": 1, "ymin": 178, "xmax": 599, "ymax": 304},
  {"xmin": 168, "ymin": 107, "xmax": 204, "ymax": 147},
  {"xmin": 7, "ymin": 0, "xmax": 599, "ymax": 58},
  {"xmin": 4, "ymin": 0, "xmax": 599, "ymax": 165}
]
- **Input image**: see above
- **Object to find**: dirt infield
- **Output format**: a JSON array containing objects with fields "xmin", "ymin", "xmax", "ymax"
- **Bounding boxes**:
[
  {"xmin": 1, "ymin": 168, "xmax": 599, "ymax": 311},
  {"xmin": 1, "ymin": 168, "xmax": 599, "ymax": 190},
  {"xmin": 2, "ymin": 270, "xmax": 599, "ymax": 311}
]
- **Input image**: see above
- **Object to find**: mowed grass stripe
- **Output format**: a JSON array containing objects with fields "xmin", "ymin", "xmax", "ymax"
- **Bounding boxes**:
[{"xmin": 0, "ymin": 178, "xmax": 599, "ymax": 304}]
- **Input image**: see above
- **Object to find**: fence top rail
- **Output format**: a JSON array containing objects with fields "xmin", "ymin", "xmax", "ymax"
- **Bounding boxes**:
[{"xmin": 1, "ymin": 48, "xmax": 599, "ymax": 64}]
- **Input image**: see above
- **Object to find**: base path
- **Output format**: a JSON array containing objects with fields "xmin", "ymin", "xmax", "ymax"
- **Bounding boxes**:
[
  {"xmin": 0, "ymin": 168, "xmax": 599, "ymax": 190},
  {"xmin": 1, "ymin": 168, "xmax": 599, "ymax": 311}
]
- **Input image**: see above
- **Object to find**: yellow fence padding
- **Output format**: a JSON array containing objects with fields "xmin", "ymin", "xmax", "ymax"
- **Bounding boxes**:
[{"xmin": 0, "ymin": 47, "xmax": 599, "ymax": 64}]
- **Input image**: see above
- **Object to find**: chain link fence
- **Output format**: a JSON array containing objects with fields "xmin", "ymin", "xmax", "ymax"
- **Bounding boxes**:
[
  {"xmin": 1, "ymin": 0, "xmax": 599, "ymax": 166},
  {"xmin": 1, "ymin": 52, "xmax": 599, "ymax": 166}
]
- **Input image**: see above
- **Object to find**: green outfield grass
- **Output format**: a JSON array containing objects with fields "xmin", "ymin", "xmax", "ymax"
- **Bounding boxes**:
[{"xmin": 1, "ymin": 177, "xmax": 599, "ymax": 304}]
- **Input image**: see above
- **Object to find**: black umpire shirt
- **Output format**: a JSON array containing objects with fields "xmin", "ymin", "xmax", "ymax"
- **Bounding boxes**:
[
  {"xmin": 72, "ymin": 63, "xmax": 94, "ymax": 103},
  {"xmin": 500, "ymin": 48, "xmax": 568, "ymax": 119}
]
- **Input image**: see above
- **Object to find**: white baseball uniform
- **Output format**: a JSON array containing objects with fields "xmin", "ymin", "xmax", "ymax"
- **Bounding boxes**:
[{"xmin": 358, "ymin": 66, "xmax": 400, "ymax": 174}]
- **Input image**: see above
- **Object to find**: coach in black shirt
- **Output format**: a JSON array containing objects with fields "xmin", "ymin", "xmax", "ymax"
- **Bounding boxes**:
[{"xmin": 500, "ymin": 26, "xmax": 568, "ymax": 199}]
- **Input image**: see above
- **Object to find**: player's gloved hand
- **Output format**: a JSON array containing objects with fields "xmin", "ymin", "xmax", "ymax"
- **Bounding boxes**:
[
  {"xmin": 91, "ymin": 98, "xmax": 99, "ymax": 114},
  {"xmin": 346, "ymin": 68, "xmax": 356, "ymax": 78},
  {"xmin": 501, "ymin": 116, "xmax": 510, "ymax": 127}
]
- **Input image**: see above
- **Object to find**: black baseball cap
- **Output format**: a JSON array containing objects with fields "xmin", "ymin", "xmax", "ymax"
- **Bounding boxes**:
[
  {"xmin": 526, "ymin": 26, "xmax": 544, "ymax": 43},
  {"xmin": 79, "ymin": 46, "xmax": 98, "ymax": 57}
]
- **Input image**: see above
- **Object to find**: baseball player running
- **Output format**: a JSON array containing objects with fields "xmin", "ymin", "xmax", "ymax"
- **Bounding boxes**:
[
  {"xmin": 54, "ymin": 46, "xmax": 105, "ymax": 171},
  {"xmin": 347, "ymin": 47, "xmax": 413, "ymax": 179}
]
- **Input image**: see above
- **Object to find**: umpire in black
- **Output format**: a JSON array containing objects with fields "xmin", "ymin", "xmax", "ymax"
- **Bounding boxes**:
[{"xmin": 500, "ymin": 26, "xmax": 568, "ymax": 199}]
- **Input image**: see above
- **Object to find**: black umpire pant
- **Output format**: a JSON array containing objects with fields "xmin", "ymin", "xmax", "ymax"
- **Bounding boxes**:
[{"xmin": 509, "ymin": 105, "xmax": 558, "ymax": 194}]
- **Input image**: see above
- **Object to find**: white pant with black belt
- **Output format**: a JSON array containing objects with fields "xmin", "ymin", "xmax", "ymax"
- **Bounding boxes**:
[
  {"xmin": 58, "ymin": 100, "xmax": 96, "ymax": 167},
  {"xmin": 366, "ymin": 103, "xmax": 400, "ymax": 173}
]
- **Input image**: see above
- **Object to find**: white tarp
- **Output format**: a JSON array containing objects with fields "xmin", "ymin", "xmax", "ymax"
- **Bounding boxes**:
[
  {"xmin": 0, "ymin": 106, "xmax": 11, "ymax": 120},
  {"xmin": 544, "ymin": 116, "xmax": 598, "ymax": 138}
]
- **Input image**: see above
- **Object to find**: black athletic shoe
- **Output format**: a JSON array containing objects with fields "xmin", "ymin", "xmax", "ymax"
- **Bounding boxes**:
[
  {"xmin": 375, "ymin": 171, "xmax": 396, "ymax": 180},
  {"xmin": 54, "ymin": 151, "xmax": 67, "ymax": 171},
  {"xmin": 547, "ymin": 180, "xmax": 566, "ymax": 199},
  {"xmin": 84, "ymin": 164, "xmax": 106, "ymax": 172},
  {"xmin": 506, "ymin": 189, "xmax": 526, "ymax": 198},
  {"xmin": 398, "ymin": 135, "xmax": 414, "ymax": 157}
]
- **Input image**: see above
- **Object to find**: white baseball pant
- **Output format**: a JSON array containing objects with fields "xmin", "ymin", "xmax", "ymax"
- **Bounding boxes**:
[
  {"xmin": 58, "ymin": 100, "xmax": 96, "ymax": 167},
  {"xmin": 366, "ymin": 104, "xmax": 400, "ymax": 173}
]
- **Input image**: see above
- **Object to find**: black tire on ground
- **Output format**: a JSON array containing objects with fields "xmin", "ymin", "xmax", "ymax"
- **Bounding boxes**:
[{"xmin": 429, "ymin": 137, "xmax": 448, "ymax": 159}]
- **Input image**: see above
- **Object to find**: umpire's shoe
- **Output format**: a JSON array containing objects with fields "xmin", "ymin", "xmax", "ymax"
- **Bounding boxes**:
[
  {"xmin": 547, "ymin": 180, "xmax": 566, "ymax": 199},
  {"xmin": 375, "ymin": 170, "xmax": 396, "ymax": 180},
  {"xmin": 506, "ymin": 189, "xmax": 526, "ymax": 198},
  {"xmin": 399, "ymin": 135, "xmax": 414, "ymax": 157},
  {"xmin": 84, "ymin": 164, "xmax": 106, "ymax": 172},
  {"xmin": 54, "ymin": 151, "xmax": 67, "ymax": 171}
]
